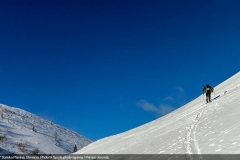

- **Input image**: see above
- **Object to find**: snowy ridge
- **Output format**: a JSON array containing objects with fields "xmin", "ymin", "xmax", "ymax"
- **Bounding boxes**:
[
  {"xmin": 77, "ymin": 71, "xmax": 240, "ymax": 154},
  {"xmin": 0, "ymin": 104, "xmax": 92, "ymax": 154}
]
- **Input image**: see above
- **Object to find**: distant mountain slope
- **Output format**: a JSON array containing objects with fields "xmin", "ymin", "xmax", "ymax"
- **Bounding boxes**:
[
  {"xmin": 77, "ymin": 71, "xmax": 240, "ymax": 154},
  {"xmin": 0, "ymin": 104, "xmax": 92, "ymax": 154}
]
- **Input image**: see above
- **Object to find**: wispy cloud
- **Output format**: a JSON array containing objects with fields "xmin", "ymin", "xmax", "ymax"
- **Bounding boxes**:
[
  {"xmin": 159, "ymin": 104, "xmax": 175, "ymax": 115},
  {"xmin": 175, "ymin": 86, "xmax": 187, "ymax": 106},
  {"xmin": 164, "ymin": 96, "xmax": 174, "ymax": 101},
  {"xmin": 177, "ymin": 87, "xmax": 184, "ymax": 93},
  {"xmin": 136, "ymin": 100, "xmax": 159, "ymax": 113},
  {"xmin": 136, "ymin": 100, "xmax": 175, "ymax": 117},
  {"xmin": 137, "ymin": 86, "xmax": 187, "ymax": 117}
]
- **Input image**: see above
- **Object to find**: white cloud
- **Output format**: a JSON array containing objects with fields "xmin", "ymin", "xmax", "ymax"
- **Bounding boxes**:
[
  {"xmin": 159, "ymin": 104, "xmax": 175, "ymax": 115},
  {"xmin": 176, "ymin": 86, "xmax": 187, "ymax": 106},
  {"xmin": 136, "ymin": 100, "xmax": 159, "ymax": 113},
  {"xmin": 137, "ymin": 86, "xmax": 187, "ymax": 117},
  {"xmin": 164, "ymin": 96, "xmax": 174, "ymax": 101},
  {"xmin": 136, "ymin": 100, "xmax": 175, "ymax": 117},
  {"xmin": 177, "ymin": 87, "xmax": 184, "ymax": 93}
]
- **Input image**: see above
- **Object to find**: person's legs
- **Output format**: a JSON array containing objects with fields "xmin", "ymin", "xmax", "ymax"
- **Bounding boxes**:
[
  {"xmin": 209, "ymin": 93, "xmax": 211, "ymax": 102},
  {"xmin": 206, "ymin": 92, "xmax": 210, "ymax": 103}
]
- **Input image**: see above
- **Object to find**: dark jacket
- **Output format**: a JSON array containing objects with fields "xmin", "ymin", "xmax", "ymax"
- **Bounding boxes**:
[{"xmin": 203, "ymin": 84, "xmax": 214, "ymax": 93}]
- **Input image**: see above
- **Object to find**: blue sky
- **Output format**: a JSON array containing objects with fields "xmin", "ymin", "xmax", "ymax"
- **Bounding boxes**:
[{"xmin": 0, "ymin": 0, "xmax": 239, "ymax": 141}]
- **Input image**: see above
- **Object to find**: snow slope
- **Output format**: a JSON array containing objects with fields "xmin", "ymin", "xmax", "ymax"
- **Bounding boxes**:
[
  {"xmin": 0, "ymin": 104, "xmax": 92, "ymax": 154},
  {"xmin": 77, "ymin": 71, "xmax": 240, "ymax": 154}
]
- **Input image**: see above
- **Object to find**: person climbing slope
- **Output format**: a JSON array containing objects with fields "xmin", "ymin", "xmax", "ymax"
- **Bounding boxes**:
[{"xmin": 203, "ymin": 84, "xmax": 214, "ymax": 103}]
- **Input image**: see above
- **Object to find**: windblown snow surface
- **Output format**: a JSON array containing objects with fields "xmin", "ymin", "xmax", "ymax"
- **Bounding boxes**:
[
  {"xmin": 77, "ymin": 71, "xmax": 240, "ymax": 159},
  {"xmin": 0, "ymin": 104, "xmax": 92, "ymax": 154}
]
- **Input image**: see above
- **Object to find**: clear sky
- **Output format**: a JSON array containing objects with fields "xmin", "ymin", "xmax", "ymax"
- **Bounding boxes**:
[{"xmin": 0, "ymin": 0, "xmax": 239, "ymax": 141}]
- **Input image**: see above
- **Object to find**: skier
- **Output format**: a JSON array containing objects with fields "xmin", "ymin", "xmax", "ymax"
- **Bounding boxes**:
[{"xmin": 203, "ymin": 84, "xmax": 214, "ymax": 103}]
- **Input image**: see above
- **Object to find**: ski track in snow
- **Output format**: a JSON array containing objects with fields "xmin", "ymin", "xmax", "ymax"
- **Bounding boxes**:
[
  {"xmin": 184, "ymin": 104, "xmax": 205, "ymax": 160},
  {"xmin": 184, "ymin": 83, "xmax": 240, "ymax": 159}
]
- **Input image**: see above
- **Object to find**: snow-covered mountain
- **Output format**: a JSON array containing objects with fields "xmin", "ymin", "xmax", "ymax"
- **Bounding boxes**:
[
  {"xmin": 77, "ymin": 71, "xmax": 240, "ymax": 156},
  {"xmin": 0, "ymin": 104, "xmax": 92, "ymax": 154}
]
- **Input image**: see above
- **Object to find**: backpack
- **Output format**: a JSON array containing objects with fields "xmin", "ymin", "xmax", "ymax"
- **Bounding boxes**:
[{"xmin": 206, "ymin": 85, "xmax": 214, "ymax": 92}]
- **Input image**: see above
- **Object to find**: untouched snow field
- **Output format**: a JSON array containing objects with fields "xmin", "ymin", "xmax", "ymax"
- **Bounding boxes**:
[
  {"xmin": 0, "ymin": 104, "xmax": 92, "ymax": 154},
  {"xmin": 77, "ymin": 71, "xmax": 240, "ymax": 155}
]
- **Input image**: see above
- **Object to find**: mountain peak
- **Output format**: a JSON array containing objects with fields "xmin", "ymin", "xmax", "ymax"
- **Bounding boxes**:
[{"xmin": 0, "ymin": 104, "xmax": 92, "ymax": 154}]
